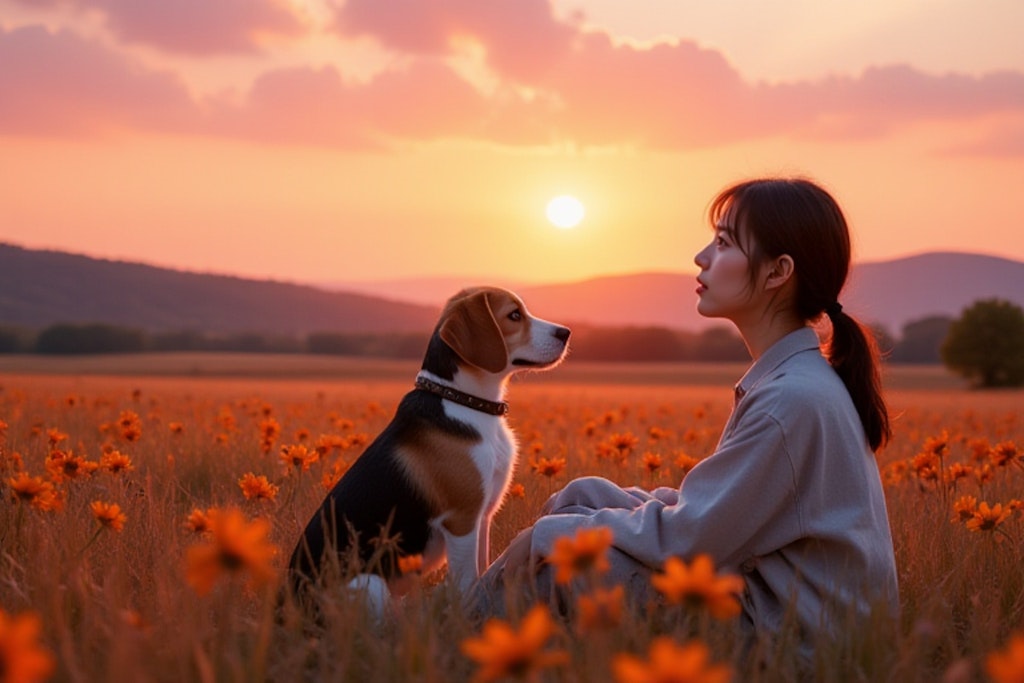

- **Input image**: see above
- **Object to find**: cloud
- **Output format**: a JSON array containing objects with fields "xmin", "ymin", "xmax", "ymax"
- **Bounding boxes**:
[
  {"xmin": 333, "ymin": 0, "xmax": 577, "ymax": 82},
  {"xmin": 758, "ymin": 66, "xmax": 1024, "ymax": 141},
  {"xmin": 3, "ymin": 18, "xmax": 1024, "ymax": 154},
  {"xmin": 6, "ymin": 0, "xmax": 308, "ymax": 54},
  {"xmin": 207, "ymin": 60, "xmax": 492, "ymax": 147},
  {"xmin": 0, "ymin": 25, "xmax": 196, "ymax": 136}
]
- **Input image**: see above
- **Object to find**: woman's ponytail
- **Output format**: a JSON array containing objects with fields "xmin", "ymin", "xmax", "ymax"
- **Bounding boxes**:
[{"xmin": 825, "ymin": 308, "xmax": 890, "ymax": 451}]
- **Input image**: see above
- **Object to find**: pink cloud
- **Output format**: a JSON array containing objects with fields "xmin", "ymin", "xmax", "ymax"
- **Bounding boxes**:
[
  {"xmin": 531, "ymin": 32, "xmax": 764, "ymax": 147},
  {"xmin": 334, "ymin": 0, "xmax": 576, "ymax": 82},
  {"xmin": 206, "ymin": 60, "xmax": 492, "ymax": 147},
  {"xmin": 0, "ymin": 25, "xmax": 196, "ymax": 136},
  {"xmin": 7, "ymin": 0, "xmax": 308, "ymax": 54},
  {"xmin": 3, "ymin": 19, "xmax": 1024, "ymax": 156}
]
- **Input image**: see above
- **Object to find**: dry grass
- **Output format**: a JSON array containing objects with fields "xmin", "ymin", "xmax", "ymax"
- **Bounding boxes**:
[{"xmin": 0, "ymin": 361, "xmax": 1021, "ymax": 682}]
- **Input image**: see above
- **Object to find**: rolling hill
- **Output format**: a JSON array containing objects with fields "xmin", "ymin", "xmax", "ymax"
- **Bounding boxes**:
[
  {"xmin": 0, "ymin": 243, "xmax": 439, "ymax": 334},
  {"xmin": 2, "ymin": 243, "xmax": 1022, "ymax": 336},
  {"xmin": 332, "ymin": 252, "xmax": 1024, "ymax": 335}
]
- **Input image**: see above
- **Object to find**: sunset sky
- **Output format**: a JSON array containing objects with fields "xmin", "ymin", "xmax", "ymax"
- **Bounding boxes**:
[{"xmin": 2, "ymin": 0, "xmax": 1023, "ymax": 287}]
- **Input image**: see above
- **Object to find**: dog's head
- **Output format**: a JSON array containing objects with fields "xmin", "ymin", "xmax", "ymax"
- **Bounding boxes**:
[{"xmin": 424, "ymin": 287, "xmax": 570, "ymax": 378}]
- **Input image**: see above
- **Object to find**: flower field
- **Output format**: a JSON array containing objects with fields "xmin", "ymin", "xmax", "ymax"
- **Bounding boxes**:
[{"xmin": 1, "ymin": 368, "xmax": 1022, "ymax": 682}]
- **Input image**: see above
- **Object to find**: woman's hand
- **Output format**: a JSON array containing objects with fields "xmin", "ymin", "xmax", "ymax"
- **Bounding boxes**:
[{"xmin": 500, "ymin": 526, "xmax": 535, "ymax": 573}]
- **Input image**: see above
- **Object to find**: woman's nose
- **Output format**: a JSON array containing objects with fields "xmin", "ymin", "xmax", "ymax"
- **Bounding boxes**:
[{"xmin": 694, "ymin": 243, "xmax": 711, "ymax": 268}]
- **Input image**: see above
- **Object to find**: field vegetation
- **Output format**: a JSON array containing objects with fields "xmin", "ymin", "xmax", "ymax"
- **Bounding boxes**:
[{"xmin": 0, "ymin": 359, "xmax": 1021, "ymax": 682}]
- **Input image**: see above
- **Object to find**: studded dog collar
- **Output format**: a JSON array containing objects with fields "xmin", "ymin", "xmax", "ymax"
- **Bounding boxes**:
[{"xmin": 414, "ymin": 376, "xmax": 509, "ymax": 416}]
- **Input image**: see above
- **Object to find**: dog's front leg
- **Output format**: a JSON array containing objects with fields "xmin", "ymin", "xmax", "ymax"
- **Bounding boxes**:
[
  {"xmin": 443, "ymin": 526, "xmax": 481, "ymax": 595},
  {"xmin": 477, "ymin": 515, "xmax": 492, "ymax": 575}
]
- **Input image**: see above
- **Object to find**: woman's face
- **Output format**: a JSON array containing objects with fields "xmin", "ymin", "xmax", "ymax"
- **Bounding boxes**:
[{"xmin": 693, "ymin": 216, "xmax": 761, "ymax": 322}]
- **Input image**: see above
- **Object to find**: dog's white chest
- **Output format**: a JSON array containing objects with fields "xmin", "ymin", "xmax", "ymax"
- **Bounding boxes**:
[{"xmin": 444, "ymin": 404, "xmax": 517, "ymax": 507}]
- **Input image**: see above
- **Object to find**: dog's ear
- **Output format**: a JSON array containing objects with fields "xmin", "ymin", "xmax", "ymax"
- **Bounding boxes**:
[{"xmin": 439, "ymin": 290, "xmax": 508, "ymax": 373}]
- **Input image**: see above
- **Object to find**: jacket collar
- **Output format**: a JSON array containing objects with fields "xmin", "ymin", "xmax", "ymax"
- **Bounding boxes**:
[{"xmin": 733, "ymin": 326, "xmax": 821, "ymax": 402}]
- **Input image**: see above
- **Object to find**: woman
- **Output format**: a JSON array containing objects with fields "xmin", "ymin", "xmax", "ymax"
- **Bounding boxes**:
[{"xmin": 470, "ymin": 177, "xmax": 899, "ymax": 654}]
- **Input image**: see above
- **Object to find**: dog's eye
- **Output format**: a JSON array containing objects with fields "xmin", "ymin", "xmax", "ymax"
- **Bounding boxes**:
[{"xmin": 508, "ymin": 310, "xmax": 522, "ymax": 322}]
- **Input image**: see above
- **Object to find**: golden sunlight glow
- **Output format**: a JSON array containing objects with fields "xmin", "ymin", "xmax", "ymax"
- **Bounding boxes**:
[{"xmin": 545, "ymin": 195, "xmax": 585, "ymax": 229}]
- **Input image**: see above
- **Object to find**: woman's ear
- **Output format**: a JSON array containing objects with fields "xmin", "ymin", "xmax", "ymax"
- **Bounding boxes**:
[{"xmin": 763, "ymin": 254, "xmax": 795, "ymax": 291}]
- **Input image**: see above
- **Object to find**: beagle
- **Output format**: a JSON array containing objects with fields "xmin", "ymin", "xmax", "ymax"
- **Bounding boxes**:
[{"xmin": 286, "ymin": 287, "xmax": 570, "ymax": 611}]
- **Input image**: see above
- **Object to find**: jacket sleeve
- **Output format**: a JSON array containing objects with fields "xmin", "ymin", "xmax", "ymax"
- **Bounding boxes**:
[{"xmin": 530, "ymin": 399, "xmax": 806, "ymax": 570}]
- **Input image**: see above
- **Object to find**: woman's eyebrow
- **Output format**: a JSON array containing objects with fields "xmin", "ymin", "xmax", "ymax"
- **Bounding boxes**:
[{"xmin": 714, "ymin": 224, "xmax": 736, "ymax": 238}]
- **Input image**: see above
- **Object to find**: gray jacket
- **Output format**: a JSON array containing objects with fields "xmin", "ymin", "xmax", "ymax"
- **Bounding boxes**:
[{"xmin": 529, "ymin": 326, "xmax": 899, "ymax": 639}]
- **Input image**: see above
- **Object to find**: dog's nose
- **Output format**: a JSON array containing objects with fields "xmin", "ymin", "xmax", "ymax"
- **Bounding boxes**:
[{"xmin": 554, "ymin": 327, "xmax": 571, "ymax": 343}]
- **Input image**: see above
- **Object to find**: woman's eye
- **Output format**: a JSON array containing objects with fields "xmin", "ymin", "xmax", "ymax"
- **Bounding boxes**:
[{"xmin": 508, "ymin": 310, "xmax": 522, "ymax": 322}]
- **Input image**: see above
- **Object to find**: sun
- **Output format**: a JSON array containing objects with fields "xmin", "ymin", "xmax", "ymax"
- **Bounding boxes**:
[{"xmin": 546, "ymin": 195, "xmax": 585, "ymax": 229}]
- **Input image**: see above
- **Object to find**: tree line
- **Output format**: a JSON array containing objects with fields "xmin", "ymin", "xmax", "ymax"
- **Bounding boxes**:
[{"xmin": 1, "ymin": 298, "xmax": 1022, "ymax": 386}]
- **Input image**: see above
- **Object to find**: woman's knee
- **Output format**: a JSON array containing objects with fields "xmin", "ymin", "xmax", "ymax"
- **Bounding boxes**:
[{"xmin": 542, "ymin": 476, "xmax": 639, "ymax": 515}]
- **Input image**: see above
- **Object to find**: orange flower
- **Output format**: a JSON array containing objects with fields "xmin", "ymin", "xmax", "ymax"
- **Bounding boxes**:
[
  {"xmin": 279, "ymin": 444, "xmax": 317, "ymax": 473},
  {"xmin": 965, "ymin": 502, "xmax": 1012, "ymax": 532},
  {"xmin": 990, "ymin": 441, "xmax": 1020, "ymax": 468},
  {"xmin": 944, "ymin": 462, "xmax": 973, "ymax": 485},
  {"xmin": 460, "ymin": 604, "xmax": 568, "ymax": 683},
  {"xmin": 952, "ymin": 495, "xmax": 978, "ymax": 523},
  {"xmin": 508, "ymin": 483, "xmax": 526, "ymax": 499},
  {"xmin": 185, "ymin": 507, "xmax": 278, "ymax": 595},
  {"xmin": 576, "ymin": 585, "xmax": 625, "ymax": 634},
  {"xmin": 185, "ymin": 507, "xmax": 216, "ymax": 534},
  {"xmin": 0, "ymin": 608, "xmax": 55, "ymax": 683},
  {"xmin": 168, "ymin": 422, "xmax": 185, "ymax": 435},
  {"xmin": 986, "ymin": 631, "xmax": 1024, "ymax": 683},
  {"xmin": 46, "ymin": 428, "xmax": 68, "ymax": 448},
  {"xmin": 674, "ymin": 452, "xmax": 700, "ymax": 476},
  {"xmin": 530, "ymin": 456, "xmax": 566, "ymax": 478},
  {"xmin": 613, "ymin": 637, "xmax": 732, "ymax": 683},
  {"xmin": 921, "ymin": 432, "xmax": 951, "ymax": 458},
  {"xmin": 911, "ymin": 451, "xmax": 940, "ymax": 483},
  {"xmin": 118, "ymin": 410, "xmax": 142, "ymax": 442},
  {"xmin": 1, "ymin": 449, "xmax": 25, "ymax": 475},
  {"xmin": 320, "ymin": 460, "xmax": 349, "ymax": 490},
  {"xmin": 347, "ymin": 432, "xmax": 370, "ymax": 449},
  {"xmin": 238, "ymin": 472, "xmax": 279, "ymax": 502},
  {"xmin": 397, "ymin": 554, "xmax": 424, "ymax": 575},
  {"xmin": 969, "ymin": 438, "xmax": 993, "ymax": 463},
  {"xmin": 546, "ymin": 526, "xmax": 614, "ymax": 585},
  {"xmin": 651, "ymin": 555, "xmax": 744, "ymax": 620},
  {"xmin": 7, "ymin": 472, "xmax": 62, "ymax": 512},
  {"xmin": 608, "ymin": 432, "xmax": 640, "ymax": 458},
  {"xmin": 258, "ymin": 417, "xmax": 281, "ymax": 454},
  {"xmin": 99, "ymin": 450, "xmax": 134, "ymax": 475},
  {"xmin": 648, "ymin": 427, "xmax": 672, "ymax": 443},
  {"xmin": 45, "ymin": 450, "xmax": 97, "ymax": 482},
  {"xmin": 642, "ymin": 452, "xmax": 663, "ymax": 474},
  {"xmin": 975, "ymin": 464, "xmax": 995, "ymax": 486},
  {"xmin": 314, "ymin": 434, "xmax": 347, "ymax": 458},
  {"xmin": 91, "ymin": 500, "xmax": 127, "ymax": 532}
]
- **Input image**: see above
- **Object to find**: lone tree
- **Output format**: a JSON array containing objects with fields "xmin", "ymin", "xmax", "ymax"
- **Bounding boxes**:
[{"xmin": 941, "ymin": 298, "xmax": 1024, "ymax": 387}]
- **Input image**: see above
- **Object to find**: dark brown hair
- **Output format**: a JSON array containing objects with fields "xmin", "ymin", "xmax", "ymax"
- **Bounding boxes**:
[{"xmin": 709, "ymin": 177, "xmax": 890, "ymax": 451}]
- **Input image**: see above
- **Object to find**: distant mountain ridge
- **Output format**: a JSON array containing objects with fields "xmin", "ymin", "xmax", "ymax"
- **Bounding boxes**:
[
  {"xmin": 2, "ymin": 243, "xmax": 1022, "ymax": 336},
  {"xmin": 0, "ymin": 243, "xmax": 439, "ymax": 334},
  {"xmin": 331, "ymin": 252, "xmax": 1024, "ymax": 334}
]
